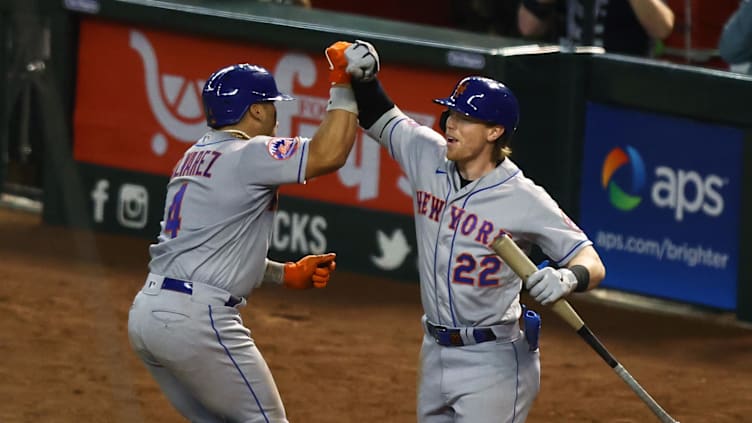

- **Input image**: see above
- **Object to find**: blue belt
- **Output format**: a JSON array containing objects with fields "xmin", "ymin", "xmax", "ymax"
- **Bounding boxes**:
[
  {"xmin": 425, "ymin": 321, "xmax": 497, "ymax": 347},
  {"xmin": 162, "ymin": 277, "xmax": 243, "ymax": 307}
]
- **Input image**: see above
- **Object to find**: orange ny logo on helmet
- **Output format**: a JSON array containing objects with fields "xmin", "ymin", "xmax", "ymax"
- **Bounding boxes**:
[{"xmin": 451, "ymin": 81, "xmax": 468, "ymax": 99}]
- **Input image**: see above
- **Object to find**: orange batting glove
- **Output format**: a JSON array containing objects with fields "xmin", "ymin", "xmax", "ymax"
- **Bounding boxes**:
[
  {"xmin": 325, "ymin": 41, "xmax": 352, "ymax": 85},
  {"xmin": 284, "ymin": 253, "xmax": 337, "ymax": 289}
]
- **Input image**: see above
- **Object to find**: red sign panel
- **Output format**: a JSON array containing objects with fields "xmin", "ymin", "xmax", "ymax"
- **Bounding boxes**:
[{"xmin": 74, "ymin": 19, "xmax": 465, "ymax": 215}]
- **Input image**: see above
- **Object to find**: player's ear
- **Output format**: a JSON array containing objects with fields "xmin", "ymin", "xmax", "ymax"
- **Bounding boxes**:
[
  {"xmin": 248, "ymin": 103, "xmax": 264, "ymax": 121},
  {"xmin": 487, "ymin": 125, "xmax": 505, "ymax": 143}
]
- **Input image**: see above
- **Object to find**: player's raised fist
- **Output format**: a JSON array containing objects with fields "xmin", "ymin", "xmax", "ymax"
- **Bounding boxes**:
[
  {"xmin": 325, "ymin": 41, "xmax": 352, "ymax": 85},
  {"xmin": 283, "ymin": 253, "xmax": 337, "ymax": 289},
  {"xmin": 345, "ymin": 39, "xmax": 380, "ymax": 81}
]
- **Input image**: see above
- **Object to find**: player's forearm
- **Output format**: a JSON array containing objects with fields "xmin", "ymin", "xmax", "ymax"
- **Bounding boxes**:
[
  {"xmin": 629, "ymin": 0, "xmax": 675, "ymax": 40},
  {"xmin": 566, "ymin": 246, "xmax": 606, "ymax": 291},
  {"xmin": 307, "ymin": 110, "xmax": 358, "ymax": 176},
  {"xmin": 351, "ymin": 78, "xmax": 395, "ymax": 130},
  {"xmin": 362, "ymin": 106, "xmax": 404, "ymax": 147},
  {"xmin": 305, "ymin": 86, "xmax": 359, "ymax": 179}
]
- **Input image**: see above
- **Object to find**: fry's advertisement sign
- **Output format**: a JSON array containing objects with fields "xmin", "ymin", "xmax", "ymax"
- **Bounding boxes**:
[{"xmin": 74, "ymin": 19, "xmax": 465, "ymax": 215}]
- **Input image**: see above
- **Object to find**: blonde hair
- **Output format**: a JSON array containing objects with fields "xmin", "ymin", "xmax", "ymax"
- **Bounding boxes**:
[
  {"xmin": 492, "ymin": 128, "xmax": 512, "ymax": 159},
  {"xmin": 498, "ymin": 145, "xmax": 512, "ymax": 159}
]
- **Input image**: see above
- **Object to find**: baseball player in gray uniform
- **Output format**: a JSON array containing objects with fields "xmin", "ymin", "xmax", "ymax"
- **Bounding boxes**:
[
  {"xmin": 343, "ymin": 41, "xmax": 606, "ymax": 422},
  {"xmin": 127, "ymin": 41, "xmax": 371, "ymax": 423}
]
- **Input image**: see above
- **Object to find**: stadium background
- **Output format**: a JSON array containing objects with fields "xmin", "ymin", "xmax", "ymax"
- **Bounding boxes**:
[{"xmin": 1, "ymin": 0, "xmax": 751, "ymax": 421}]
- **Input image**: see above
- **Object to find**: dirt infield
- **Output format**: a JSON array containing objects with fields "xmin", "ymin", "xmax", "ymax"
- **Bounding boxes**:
[{"xmin": 1, "ymin": 206, "xmax": 751, "ymax": 422}]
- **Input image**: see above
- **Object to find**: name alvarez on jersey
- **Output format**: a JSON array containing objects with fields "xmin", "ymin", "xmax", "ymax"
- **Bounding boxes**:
[{"xmin": 171, "ymin": 150, "xmax": 222, "ymax": 178}]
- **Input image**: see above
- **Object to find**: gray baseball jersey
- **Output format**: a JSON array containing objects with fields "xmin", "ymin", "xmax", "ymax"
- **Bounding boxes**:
[
  {"xmin": 128, "ymin": 129, "xmax": 309, "ymax": 423},
  {"xmin": 367, "ymin": 107, "xmax": 591, "ymax": 422},
  {"xmin": 149, "ymin": 130, "xmax": 309, "ymax": 297}
]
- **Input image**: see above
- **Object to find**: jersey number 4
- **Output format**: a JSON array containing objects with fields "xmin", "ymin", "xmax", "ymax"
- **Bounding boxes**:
[
  {"xmin": 164, "ymin": 183, "xmax": 188, "ymax": 238},
  {"xmin": 453, "ymin": 253, "xmax": 502, "ymax": 287}
]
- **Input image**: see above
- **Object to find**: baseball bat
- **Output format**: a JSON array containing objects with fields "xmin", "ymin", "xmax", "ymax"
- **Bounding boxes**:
[{"xmin": 490, "ymin": 234, "xmax": 679, "ymax": 423}]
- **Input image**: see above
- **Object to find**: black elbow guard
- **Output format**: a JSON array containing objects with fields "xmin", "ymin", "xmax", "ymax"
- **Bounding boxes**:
[{"xmin": 351, "ymin": 78, "xmax": 395, "ymax": 130}]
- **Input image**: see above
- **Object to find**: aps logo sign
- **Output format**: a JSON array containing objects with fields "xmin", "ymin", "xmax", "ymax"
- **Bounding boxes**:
[
  {"xmin": 601, "ymin": 145, "xmax": 646, "ymax": 211},
  {"xmin": 600, "ymin": 145, "xmax": 726, "ymax": 221}
]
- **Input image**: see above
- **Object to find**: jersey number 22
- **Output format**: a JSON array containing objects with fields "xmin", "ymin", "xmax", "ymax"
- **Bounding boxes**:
[{"xmin": 453, "ymin": 253, "xmax": 502, "ymax": 286}]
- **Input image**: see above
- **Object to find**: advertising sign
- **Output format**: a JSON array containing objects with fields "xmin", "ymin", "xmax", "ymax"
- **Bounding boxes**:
[
  {"xmin": 579, "ymin": 102, "xmax": 743, "ymax": 309},
  {"xmin": 74, "ymin": 163, "xmax": 419, "ymax": 280},
  {"xmin": 73, "ymin": 19, "xmax": 466, "ymax": 216}
]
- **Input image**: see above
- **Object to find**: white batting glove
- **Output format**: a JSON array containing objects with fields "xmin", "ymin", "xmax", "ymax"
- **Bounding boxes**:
[
  {"xmin": 526, "ymin": 267, "xmax": 578, "ymax": 305},
  {"xmin": 345, "ymin": 39, "xmax": 380, "ymax": 81}
]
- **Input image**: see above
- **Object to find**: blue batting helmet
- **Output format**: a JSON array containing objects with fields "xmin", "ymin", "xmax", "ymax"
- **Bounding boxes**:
[
  {"xmin": 433, "ymin": 76, "xmax": 519, "ymax": 133},
  {"xmin": 202, "ymin": 63, "xmax": 294, "ymax": 128}
]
